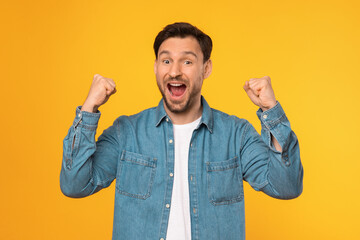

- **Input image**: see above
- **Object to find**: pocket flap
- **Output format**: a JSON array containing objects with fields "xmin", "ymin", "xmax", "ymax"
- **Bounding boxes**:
[
  {"xmin": 121, "ymin": 150, "xmax": 157, "ymax": 168},
  {"xmin": 206, "ymin": 156, "xmax": 239, "ymax": 172}
]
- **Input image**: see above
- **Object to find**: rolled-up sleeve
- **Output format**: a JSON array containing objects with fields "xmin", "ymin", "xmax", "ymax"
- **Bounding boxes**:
[
  {"xmin": 60, "ymin": 107, "xmax": 119, "ymax": 198},
  {"xmin": 241, "ymin": 102, "xmax": 303, "ymax": 199}
]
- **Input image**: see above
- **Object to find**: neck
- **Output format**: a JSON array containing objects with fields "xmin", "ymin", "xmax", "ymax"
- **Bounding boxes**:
[{"xmin": 164, "ymin": 98, "xmax": 203, "ymax": 125}]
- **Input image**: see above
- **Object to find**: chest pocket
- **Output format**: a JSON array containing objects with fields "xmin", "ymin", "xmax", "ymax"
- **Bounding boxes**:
[
  {"xmin": 116, "ymin": 150, "xmax": 157, "ymax": 200},
  {"xmin": 206, "ymin": 156, "xmax": 244, "ymax": 206}
]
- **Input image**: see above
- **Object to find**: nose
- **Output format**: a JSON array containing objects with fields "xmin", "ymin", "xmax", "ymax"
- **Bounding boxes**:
[{"xmin": 169, "ymin": 62, "xmax": 182, "ymax": 79}]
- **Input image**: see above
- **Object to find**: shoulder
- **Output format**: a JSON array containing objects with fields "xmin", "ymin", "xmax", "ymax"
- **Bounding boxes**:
[
  {"xmin": 209, "ymin": 107, "xmax": 256, "ymax": 140},
  {"xmin": 211, "ymin": 107, "xmax": 250, "ymax": 127},
  {"xmin": 112, "ymin": 106, "xmax": 158, "ymax": 127}
]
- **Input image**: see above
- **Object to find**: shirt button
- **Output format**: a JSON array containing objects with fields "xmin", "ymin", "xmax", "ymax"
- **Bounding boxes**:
[
  {"xmin": 263, "ymin": 114, "xmax": 268, "ymax": 119},
  {"xmin": 190, "ymin": 143, "xmax": 193, "ymax": 147},
  {"xmin": 193, "ymin": 208, "xmax": 196, "ymax": 214},
  {"xmin": 160, "ymin": 238, "xmax": 164, "ymax": 240},
  {"xmin": 169, "ymin": 139, "xmax": 173, "ymax": 144},
  {"xmin": 190, "ymin": 175, "xmax": 193, "ymax": 181},
  {"xmin": 78, "ymin": 113, "xmax": 81, "ymax": 118},
  {"xmin": 169, "ymin": 173, "xmax": 173, "ymax": 177},
  {"xmin": 166, "ymin": 204, "xmax": 170, "ymax": 208},
  {"xmin": 166, "ymin": 118, "xmax": 169, "ymax": 122}
]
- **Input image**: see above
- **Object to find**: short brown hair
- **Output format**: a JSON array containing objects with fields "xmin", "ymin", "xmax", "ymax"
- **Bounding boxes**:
[{"xmin": 153, "ymin": 22, "xmax": 213, "ymax": 63}]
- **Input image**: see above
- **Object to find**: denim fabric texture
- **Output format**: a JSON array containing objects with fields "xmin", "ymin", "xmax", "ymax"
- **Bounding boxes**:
[{"xmin": 60, "ymin": 96, "xmax": 303, "ymax": 240}]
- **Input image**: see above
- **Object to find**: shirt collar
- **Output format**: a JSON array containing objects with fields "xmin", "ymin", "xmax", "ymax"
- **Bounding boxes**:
[
  {"xmin": 155, "ymin": 98, "xmax": 167, "ymax": 126},
  {"xmin": 155, "ymin": 96, "xmax": 213, "ymax": 133}
]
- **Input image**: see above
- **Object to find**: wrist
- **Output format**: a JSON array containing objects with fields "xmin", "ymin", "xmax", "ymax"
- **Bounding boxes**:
[
  {"xmin": 261, "ymin": 100, "xmax": 277, "ymax": 112},
  {"xmin": 81, "ymin": 102, "xmax": 98, "ymax": 113}
]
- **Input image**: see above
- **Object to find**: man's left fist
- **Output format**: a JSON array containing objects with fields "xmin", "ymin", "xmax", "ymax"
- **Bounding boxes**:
[{"xmin": 243, "ymin": 76, "xmax": 277, "ymax": 111}]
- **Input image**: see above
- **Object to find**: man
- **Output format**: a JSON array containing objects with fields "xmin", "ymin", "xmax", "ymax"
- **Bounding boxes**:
[{"xmin": 60, "ymin": 22, "xmax": 303, "ymax": 240}]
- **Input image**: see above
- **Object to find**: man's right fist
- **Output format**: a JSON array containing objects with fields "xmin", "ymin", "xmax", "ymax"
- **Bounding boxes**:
[{"xmin": 81, "ymin": 74, "xmax": 117, "ymax": 113}]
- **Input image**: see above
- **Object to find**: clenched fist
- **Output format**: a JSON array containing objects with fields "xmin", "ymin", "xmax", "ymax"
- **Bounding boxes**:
[
  {"xmin": 243, "ymin": 76, "xmax": 277, "ymax": 111},
  {"xmin": 81, "ymin": 74, "xmax": 117, "ymax": 113}
]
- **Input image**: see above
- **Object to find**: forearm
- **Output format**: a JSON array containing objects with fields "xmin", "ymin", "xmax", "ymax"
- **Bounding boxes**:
[
  {"xmin": 60, "ymin": 74, "xmax": 119, "ymax": 197},
  {"xmin": 60, "ymin": 108, "xmax": 101, "ymax": 197},
  {"xmin": 263, "ymin": 131, "xmax": 303, "ymax": 199},
  {"xmin": 242, "ymin": 102, "xmax": 303, "ymax": 199},
  {"xmin": 60, "ymin": 107, "xmax": 119, "ymax": 198},
  {"xmin": 271, "ymin": 134, "xmax": 282, "ymax": 152},
  {"xmin": 259, "ymin": 103, "xmax": 303, "ymax": 198}
]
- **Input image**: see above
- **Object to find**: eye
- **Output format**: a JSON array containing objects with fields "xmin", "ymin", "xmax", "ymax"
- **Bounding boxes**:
[
  {"xmin": 184, "ymin": 60, "xmax": 192, "ymax": 65},
  {"xmin": 162, "ymin": 59, "xmax": 170, "ymax": 64}
]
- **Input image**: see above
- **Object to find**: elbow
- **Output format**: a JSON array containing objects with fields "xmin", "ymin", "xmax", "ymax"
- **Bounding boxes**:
[
  {"xmin": 279, "ymin": 170, "xmax": 304, "ymax": 200},
  {"xmin": 273, "ymin": 184, "xmax": 303, "ymax": 200},
  {"xmin": 59, "ymin": 171, "xmax": 89, "ymax": 198},
  {"xmin": 270, "ymin": 168, "xmax": 304, "ymax": 200},
  {"xmin": 60, "ymin": 178, "xmax": 82, "ymax": 198},
  {"xmin": 60, "ymin": 184, "xmax": 77, "ymax": 198},
  {"xmin": 283, "ymin": 183, "xmax": 303, "ymax": 199},
  {"xmin": 60, "ymin": 182, "xmax": 89, "ymax": 198},
  {"xmin": 60, "ymin": 185, "xmax": 76, "ymax": 198}
]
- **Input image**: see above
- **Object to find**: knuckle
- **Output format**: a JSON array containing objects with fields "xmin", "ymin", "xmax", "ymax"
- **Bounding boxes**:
[{"xmin": 94, "ymin": 74, "xmax": 101, "ymax": 79}]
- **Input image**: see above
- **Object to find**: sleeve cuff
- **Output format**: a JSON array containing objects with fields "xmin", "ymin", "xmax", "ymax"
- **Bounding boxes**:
[
  {"xmin": 256, "ymin": 102, "xmax": 288, "ymax": 130},
  {"xmin": 72, "ymin": 106, "xmax": 101, "ymax": 127}
]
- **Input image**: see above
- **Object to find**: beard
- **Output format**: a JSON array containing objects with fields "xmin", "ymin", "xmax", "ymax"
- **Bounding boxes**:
[
  {"xmin": 156, "ymin": 76, "xmax": 200, "ymax": 114},
  {"xmin": 162, "ymin": 92, "xmax": 191, "ymax": 113}
]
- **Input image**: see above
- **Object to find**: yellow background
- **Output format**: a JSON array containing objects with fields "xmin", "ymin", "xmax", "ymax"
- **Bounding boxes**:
[{"xmin": 1, "ymin": 0, "xmax": 359, "ymax": 239}]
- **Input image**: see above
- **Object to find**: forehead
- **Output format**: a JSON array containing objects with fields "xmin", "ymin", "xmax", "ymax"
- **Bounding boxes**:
[{"xmin": 158, "ymin": 36, "xmax": 203, "ymax": 58}]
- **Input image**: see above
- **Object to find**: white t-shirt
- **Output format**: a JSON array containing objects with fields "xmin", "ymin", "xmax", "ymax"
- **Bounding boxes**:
[{"xmin": 166, "ymin": 117, "xmax": 201, "ymax": 240}]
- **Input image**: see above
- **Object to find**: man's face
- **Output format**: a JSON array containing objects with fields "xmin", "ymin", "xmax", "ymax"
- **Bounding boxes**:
[{"xmin": 154, "ymin": 36, "xmax": 212, "ymax": 114}]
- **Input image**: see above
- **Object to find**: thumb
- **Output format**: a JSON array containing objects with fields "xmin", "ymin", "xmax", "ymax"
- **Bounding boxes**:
[
  {"xmin": 243, "ymin": 81, "xmax": 257, "ymax": 98},
  {"xmin": 243, "ymin": 81, "xmax": 260, "ymax": 105},
  {"xmin": 243, "ymin": 81, "xmax": 251, "ymax": 92},
  {"xmin": 106, "ymin": 87, "xmax": 117, "ymax": 96}
]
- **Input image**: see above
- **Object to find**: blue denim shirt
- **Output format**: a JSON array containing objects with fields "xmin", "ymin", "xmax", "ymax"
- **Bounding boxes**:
[{"xmin": 60, "ymin": 96, "xmax": 303, "ymax": 240}]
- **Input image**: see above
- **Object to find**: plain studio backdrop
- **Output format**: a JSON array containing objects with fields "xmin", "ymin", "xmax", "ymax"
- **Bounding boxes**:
[{"xmin": 1, "ymin": 0, "xmax": 359, "ymax": 239}]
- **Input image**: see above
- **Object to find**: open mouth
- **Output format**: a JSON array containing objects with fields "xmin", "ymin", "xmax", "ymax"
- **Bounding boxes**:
[{"xmin": 167, "ymin": 83, "xmax": 187, "ymax": 98}]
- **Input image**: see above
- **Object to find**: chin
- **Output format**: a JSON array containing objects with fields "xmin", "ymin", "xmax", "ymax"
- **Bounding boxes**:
[{"xmin": 164, "ymin": 97, "xmax": 190, "ymax": 114}]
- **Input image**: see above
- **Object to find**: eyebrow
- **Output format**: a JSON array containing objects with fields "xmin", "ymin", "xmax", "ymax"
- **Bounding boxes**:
[{"xmin": 158, "ymin": 50, "xmax": 198, "ymax": 59}]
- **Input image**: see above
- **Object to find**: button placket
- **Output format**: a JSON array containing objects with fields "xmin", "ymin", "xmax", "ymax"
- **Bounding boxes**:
[
  {"xmin": 158, "ymin": 121, "xmax": 176, "ymax": 239},
  {"xmin": 74, "ymin": 113, "xmax": 82, "ymax": 128}
]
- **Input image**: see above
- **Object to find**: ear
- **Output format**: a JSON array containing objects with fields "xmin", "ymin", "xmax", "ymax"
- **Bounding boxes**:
[
  {"xmin": 154, "ymin": 59, "xmax": 157, "ymax": 75},
  {"xmin": 203, "ymin": 59, "xmax": 212, "ymax": 79}
]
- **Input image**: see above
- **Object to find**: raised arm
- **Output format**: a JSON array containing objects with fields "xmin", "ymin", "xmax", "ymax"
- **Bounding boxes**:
[
  {"xmin": 241, "ymin": 76, "xmax": 303, "ymax": 199},
  {"xmin": 243, "ymin": 76, "xmax": 282, "ymax": 151},
  {"xmin": 60, "ymin": 74, "xmax": 119, "ymax": 198}
]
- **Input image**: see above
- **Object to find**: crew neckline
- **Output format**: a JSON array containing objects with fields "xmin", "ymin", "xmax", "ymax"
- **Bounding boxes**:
[{"xmin": 173, "ymin": 116, "xmax": 202, "ymax": 128}]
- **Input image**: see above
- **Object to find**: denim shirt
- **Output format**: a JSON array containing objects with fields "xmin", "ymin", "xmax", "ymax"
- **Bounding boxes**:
[{"xmin": 60, "ymin": 96, "xmax": 303, "ymax": 240}]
